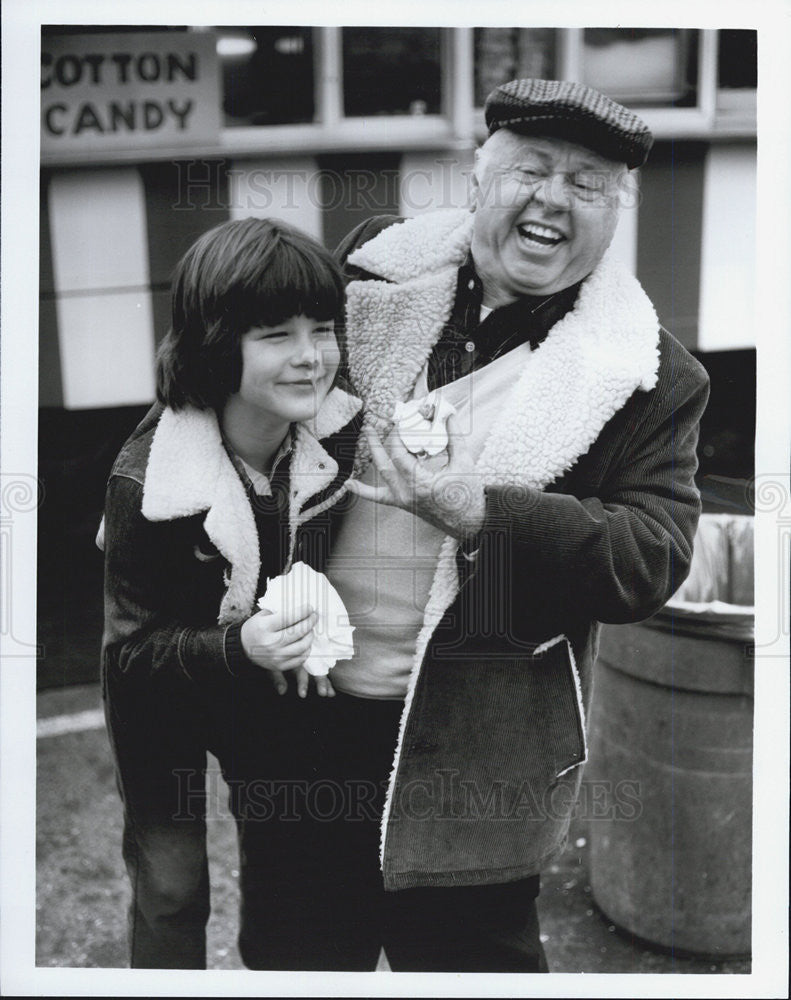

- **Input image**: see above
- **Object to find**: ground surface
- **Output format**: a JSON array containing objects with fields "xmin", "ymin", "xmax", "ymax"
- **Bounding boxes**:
[{"xmin": 35, "ymin": 682, "xmax": 751, "ymax": 975}]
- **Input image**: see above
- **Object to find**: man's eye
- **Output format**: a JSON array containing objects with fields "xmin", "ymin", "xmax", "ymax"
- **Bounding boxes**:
[
  {"xmin": 261, "ymin": 331, "xmax": 288, "ymax": 340},
  {"xmin": 572, "ymin": 175, "xmax": 600, "ymax": 192}
]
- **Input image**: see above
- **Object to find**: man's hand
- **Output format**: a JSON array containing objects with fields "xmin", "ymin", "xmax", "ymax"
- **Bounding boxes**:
[
  {"xmin": 346, "ymin": 416, "xmax": 486, "ymax": 541},
  {"xmin": 240, "ymin": 605, "xmax": 335, "ymax": 698}
]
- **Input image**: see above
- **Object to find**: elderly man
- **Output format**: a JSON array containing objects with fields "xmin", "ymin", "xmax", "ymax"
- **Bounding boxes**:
[{"xmin": 315, "ymin": 79, "xmax": 710, "ymax": 972}]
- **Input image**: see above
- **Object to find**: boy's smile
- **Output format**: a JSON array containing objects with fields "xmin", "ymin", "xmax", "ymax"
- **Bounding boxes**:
[{"xmin": 230, "ymin": 314, "xmax": 340, "ymax": 429}]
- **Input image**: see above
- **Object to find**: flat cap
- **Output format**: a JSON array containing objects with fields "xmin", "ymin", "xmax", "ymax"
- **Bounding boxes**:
[{"xmin": 485, "ymin": 78, "xmax": 653, "ymax": 169}]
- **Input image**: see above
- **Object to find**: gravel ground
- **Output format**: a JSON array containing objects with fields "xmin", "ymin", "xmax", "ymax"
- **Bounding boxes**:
[{"xmin": 36, "ymin": 682, "xmax": 751, "ymax": 975}]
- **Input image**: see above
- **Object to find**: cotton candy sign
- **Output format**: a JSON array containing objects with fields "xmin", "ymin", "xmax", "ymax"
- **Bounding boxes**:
[
  {"xmin": 393, "ymin": 392, "xmax": 456, "ymax": 457},
  {"xmin": 258, "ymin": 562, "xmax": 355, "ymax": 676}
]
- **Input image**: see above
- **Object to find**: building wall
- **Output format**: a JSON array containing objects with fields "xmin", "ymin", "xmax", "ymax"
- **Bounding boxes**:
[
  {"xmin": 698, "ymin": 144, "xmax": 756, "ymax": 351},
  {"xmin": 40, "ymin": 139, "xmax": 756, "ymax": 411}
]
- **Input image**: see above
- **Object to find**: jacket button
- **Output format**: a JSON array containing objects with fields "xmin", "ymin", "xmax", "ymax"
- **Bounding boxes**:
[{"xmin": 318, "ymin": 462, "xmax": 325, "ymax": 470}]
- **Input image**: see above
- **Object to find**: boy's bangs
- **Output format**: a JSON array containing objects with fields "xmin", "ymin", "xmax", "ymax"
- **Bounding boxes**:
[{"xmin": 238, "ymin": 240, "xmax": 344, "ymax": 331}]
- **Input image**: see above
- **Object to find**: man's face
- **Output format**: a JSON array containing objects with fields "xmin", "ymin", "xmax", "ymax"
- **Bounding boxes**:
[{"xmin": 470, "ymin": 131, "xmax": 627, "ymax": 304}]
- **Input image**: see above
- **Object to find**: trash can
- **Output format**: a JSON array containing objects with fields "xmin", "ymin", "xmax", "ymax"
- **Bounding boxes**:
[{"xmin": 587, "ymin": 513, "xmax": 754, "ymax": 957}]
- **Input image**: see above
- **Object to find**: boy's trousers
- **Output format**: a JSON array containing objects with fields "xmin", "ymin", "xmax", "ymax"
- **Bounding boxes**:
[{"xmin": 104, "ymin": 664, "xmax": 547, "ymax": 972}]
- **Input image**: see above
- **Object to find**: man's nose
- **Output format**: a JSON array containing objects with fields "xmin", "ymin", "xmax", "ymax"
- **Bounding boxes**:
[{"xmin": 530, "ymin": 173, "xmax": 572, "ymax": 211}]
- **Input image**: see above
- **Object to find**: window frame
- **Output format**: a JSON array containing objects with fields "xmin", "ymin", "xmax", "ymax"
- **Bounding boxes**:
[
  {"xmin": 471, "ymin": 29, "xmax": 755, "ymax": 141},
  {"xmin": 220, "ymin": 25, "xmax": 458, "ymax": 156},
  {"xmin": 40, "ymin": 26, "xmax": 756, "ymax": 169}
]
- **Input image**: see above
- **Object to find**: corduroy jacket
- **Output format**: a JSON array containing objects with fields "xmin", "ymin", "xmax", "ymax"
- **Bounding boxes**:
[{"xmin": 336, "ymin": 209, "xmax": 710, "ymax": 890}]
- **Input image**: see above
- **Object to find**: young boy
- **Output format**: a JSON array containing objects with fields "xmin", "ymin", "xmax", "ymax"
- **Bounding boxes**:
[{"xmin": 100, "ymin": 217, "xmax": 361, "ymax": 968}]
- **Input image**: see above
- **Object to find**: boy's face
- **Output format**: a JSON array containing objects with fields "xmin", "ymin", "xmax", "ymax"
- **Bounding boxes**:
[{"xmin": 232, "ymin": 315, "xmax": 340, "ymax": 427}]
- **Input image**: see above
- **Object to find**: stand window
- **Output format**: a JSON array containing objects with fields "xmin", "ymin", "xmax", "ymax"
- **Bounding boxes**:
[
  {"xmin": 342, "ymin": 28, "xmax": 442, "ymax": 117},
  {"xmin": 218, "ymin": 26, "xmax": 315, "ymax": 126}
]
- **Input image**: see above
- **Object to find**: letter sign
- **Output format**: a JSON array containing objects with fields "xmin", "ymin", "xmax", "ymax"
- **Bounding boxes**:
[{"xmin": 41, "ymin": 30, "xmax": 220, "ymax": 158}]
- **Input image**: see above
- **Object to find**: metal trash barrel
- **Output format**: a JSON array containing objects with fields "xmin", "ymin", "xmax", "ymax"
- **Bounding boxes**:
[{"xmin": 587, "ymin": 513, "xmax": 754, "ymax": 957}]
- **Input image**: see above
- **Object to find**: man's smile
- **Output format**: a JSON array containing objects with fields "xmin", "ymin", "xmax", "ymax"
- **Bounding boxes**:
[{"xmin": 515, "ymin": 221, "xmax": 567, "ymax": 248}]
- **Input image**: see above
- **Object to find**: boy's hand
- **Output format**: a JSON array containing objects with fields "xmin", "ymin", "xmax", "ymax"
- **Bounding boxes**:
[
  {"xmin": 240, "ymin": 604, "xmax": 318, "ymax": 689},
  {"xmin": 240, "ymin": 605, "xmax": 336, "ymax": 697}
]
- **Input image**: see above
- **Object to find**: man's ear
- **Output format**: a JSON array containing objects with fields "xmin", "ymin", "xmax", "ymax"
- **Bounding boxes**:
[
  {"xmin": 470, "ymin": 149, "xmax": 483, "ymax": 209},
  {"xmin": 616, "ymin": 167, "xmax": 640, "ymax": 212}
]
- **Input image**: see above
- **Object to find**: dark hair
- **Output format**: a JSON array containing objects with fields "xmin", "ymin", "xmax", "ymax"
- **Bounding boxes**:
[{"xmin": 156, "ymin": 217, "xmax": 345, "ymax": 411}]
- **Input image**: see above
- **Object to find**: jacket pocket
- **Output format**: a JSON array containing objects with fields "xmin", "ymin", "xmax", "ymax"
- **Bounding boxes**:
[
  {"xmin": 534, "ymin": 633, "xmax": 588, "ymax": 779},
  {"xmin": 382, "ymin": 637, "xmax": 588, "ymax": 887}
]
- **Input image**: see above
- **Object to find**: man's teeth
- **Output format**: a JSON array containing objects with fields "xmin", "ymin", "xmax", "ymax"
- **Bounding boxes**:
[{"xmin": 518, "ymin": 223, "xmax": 565, "ymax": 245}]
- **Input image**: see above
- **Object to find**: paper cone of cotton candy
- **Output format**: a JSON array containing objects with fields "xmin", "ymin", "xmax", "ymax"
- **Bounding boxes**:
[
  {"xmin": 258, "ymin": 561, "xmax": 355, "ymax": 676},
  {"xmin": 393, "ymin": 391, "xmax": 456, "ymax": 456}
]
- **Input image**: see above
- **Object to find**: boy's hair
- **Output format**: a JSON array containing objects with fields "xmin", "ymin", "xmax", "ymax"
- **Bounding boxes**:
[{"xmin": 156, "ymin": 217, "xmax": 345, "ymax": 411}]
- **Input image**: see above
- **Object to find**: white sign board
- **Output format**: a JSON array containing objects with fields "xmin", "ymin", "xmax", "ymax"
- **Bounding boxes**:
[{"xmin": 41, "ymin": 30, "xmax": 220, "ymax": 156}]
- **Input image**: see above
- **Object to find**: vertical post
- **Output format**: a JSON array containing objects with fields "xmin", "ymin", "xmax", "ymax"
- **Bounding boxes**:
[
  {"xmin": 557, "ymin": 28, "xmax": 583, "ymax": 82},
  {"xmin": 697, "ymin": 29, "xmax": 719, "ymax": 125},
  {"xmin": 317, "ymin": 26, "xmax": 343, "ymax": 128},
  {"xmin": 449, "ymin": 28, "xmax": 475, "ymax": 141}
]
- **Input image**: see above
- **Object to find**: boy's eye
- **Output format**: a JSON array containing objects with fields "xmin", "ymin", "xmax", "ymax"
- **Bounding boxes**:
[{"xmin": 260, "ymin": 330, "xmax": 288, "ymax": 340}]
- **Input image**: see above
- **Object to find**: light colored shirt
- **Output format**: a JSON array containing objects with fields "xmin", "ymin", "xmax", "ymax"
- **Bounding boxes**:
[
  {"xmin": 225, "ymin": 431, "xmax": 293, "ymax": 496},
  {"xmin": 327, "ymin": 344, "xmax": 532, "ymax": 699}
]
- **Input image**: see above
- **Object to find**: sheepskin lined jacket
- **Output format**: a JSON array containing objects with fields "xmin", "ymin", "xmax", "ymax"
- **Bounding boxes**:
[
  {"xmin": 101, "ymin": 388, "xmax": 362, "ymax": 689},
  {"xmin": 338, "ymin": 209, "xmax": 710, "ymax": 890}
]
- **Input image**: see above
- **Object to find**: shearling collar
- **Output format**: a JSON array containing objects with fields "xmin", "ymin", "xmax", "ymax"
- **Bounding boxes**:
[
  {"xmin": 348, "ymin": 208, "xmax": 474, "ymax": 282},
  {"xmin": 141, "ymin": 387, "xmax": 360, "ymax": 623},
  {"xmin": 345, "ymin": 208, "xmax": 660, "ymax": 491}
]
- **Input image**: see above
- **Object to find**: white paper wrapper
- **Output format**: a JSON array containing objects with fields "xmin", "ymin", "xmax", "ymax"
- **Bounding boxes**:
[
  {"xmin": 393, "ymin": 392, "xmax": 456, "ymax": 456},
  {"xmin": 258, "ymin": 561, "xmax": 355, "ymax": 676}
]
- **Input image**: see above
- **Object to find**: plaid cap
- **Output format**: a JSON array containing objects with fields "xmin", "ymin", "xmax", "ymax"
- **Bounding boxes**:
[{"xmin": 485, "ymin": 78, "xmax": 653, "ymax": 169}]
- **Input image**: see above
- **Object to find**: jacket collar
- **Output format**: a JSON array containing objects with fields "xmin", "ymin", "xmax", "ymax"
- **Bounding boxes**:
[
  {"xmin": 348, "ymin": 208, "xmax": 475, "ymax": 282},
  {"xmin": 345, "ymin": 208, "xmax": 660, "ymax": 490},
  {"xmin": 141, "ymin": 387, "xmax": 360, "ymax": 623}
]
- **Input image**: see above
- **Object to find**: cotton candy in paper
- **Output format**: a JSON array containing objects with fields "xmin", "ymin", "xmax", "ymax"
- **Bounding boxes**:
[
  {"xmin": 393, "ymin": 392, "xmax": 456, "ymax": 457},
  {"xmin": 258, "ymin": 561, "xmax": 355, "ymax": 676}
]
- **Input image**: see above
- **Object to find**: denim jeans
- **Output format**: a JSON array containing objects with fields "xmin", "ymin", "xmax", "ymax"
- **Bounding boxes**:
[
  {"xmin": 104, "ymin": 663, "xmax": 547, "ymax": 971},
  {"xmin": 233, "ymin": 690, "xmax": 548, "ymax": 972},
  {"xmin": 104, "ymin": 659, "xmax": 217, "ymax": 968}
]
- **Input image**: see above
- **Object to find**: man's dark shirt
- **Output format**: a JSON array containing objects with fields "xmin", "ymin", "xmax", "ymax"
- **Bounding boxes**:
[
  {"xmin": 337, "ymin": 215, "xmax": 581, "ymax": 392},
  {"xmin": 427, "ymin": 253, "xmax": 581, "ymax": 390}
]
